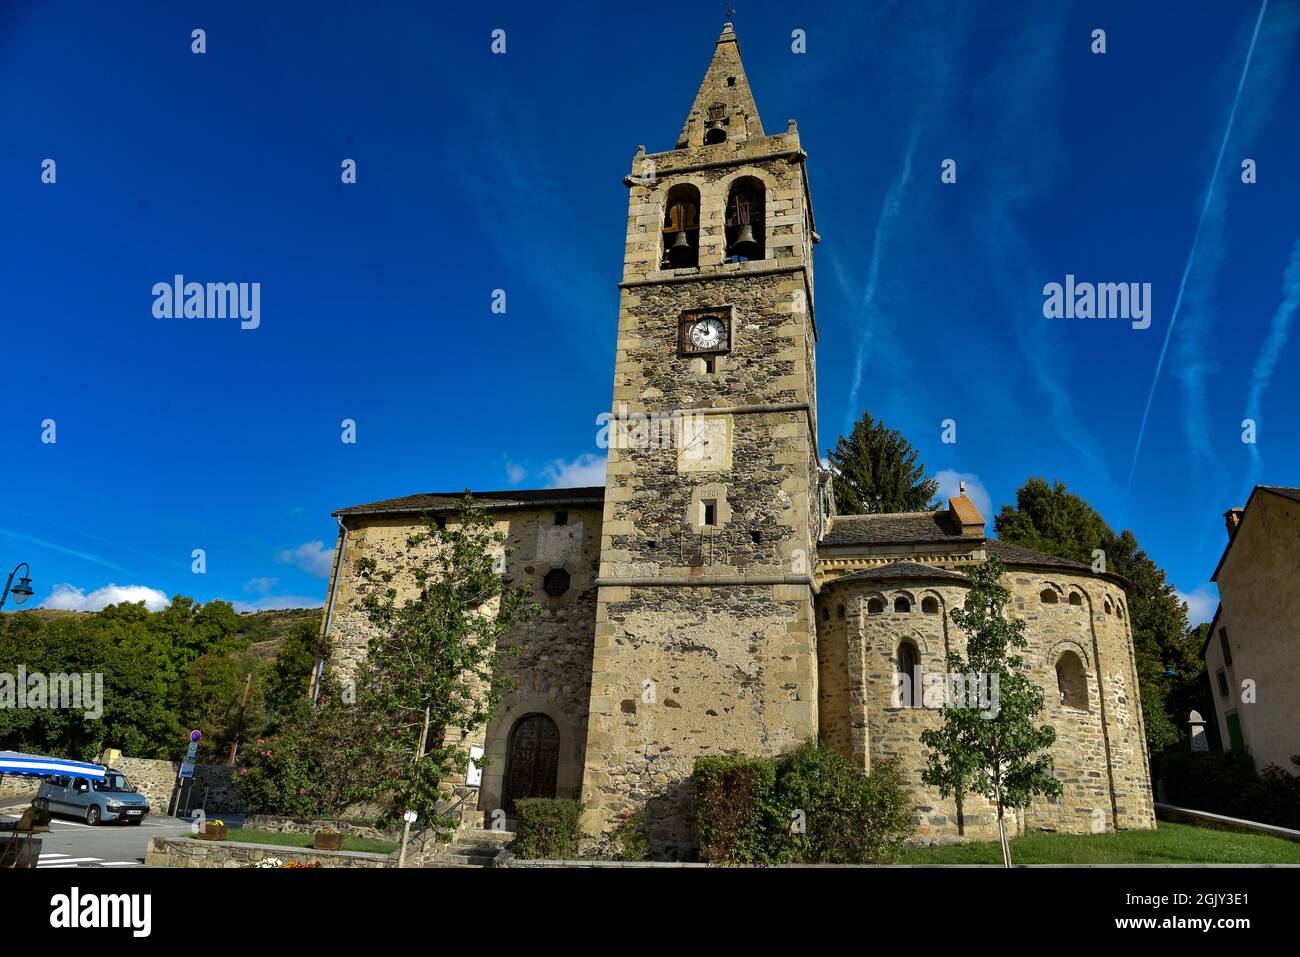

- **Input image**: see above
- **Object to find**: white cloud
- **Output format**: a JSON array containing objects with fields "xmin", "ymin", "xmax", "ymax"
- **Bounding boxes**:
[
  {"xmin": 935, "ymin": 470, "xmax": 993, "ymax": 520},
  {"xmin": 233, "ymin": 595, "xmax": 324, "ymax": 613},
  {"xmin": 504, "ymin": 460, "xmax": 528, "ymax": 485},
  {"xmin": 275, "ymin": 541, "xmax": 335, "ymax": 578},
  {"xmin": 41, "ymin": 582, "xmax": 169, "ymax": 612},
  {"xmin": 543, "ymin": 454, "xmax": 606, "ymax": 488},
  {"xmin": 1176, "ymin": 585, "xmax": 1218, "ymax": 627},
  {"xmin": 243, "ymin": 576, "xmax": 279, "ymax": 595}
]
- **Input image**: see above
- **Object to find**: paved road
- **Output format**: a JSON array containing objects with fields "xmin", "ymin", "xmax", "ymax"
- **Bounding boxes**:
[{"xmin": 2, "ymin": 803, "xmax": 194, "ymax": 868}]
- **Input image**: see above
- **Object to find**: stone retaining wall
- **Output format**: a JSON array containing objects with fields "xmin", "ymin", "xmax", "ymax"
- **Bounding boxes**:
[
  {"xmin": 112, "ymin": 756, "xmax": 245, "ymax": 814},
  {"xmin": 144, "ymin": 836, "xmax": 390, "ymax": 868},
  {"xmin": 242, "ymin": 814, "xmax": 401, "ymax": 842},
  {"xmin": 0, "ymin": 756, "xmax": 244, "ymax": 814},
  {"xmin": 0, "ymin": 776, "xmax": 42, "ymax": 801}
]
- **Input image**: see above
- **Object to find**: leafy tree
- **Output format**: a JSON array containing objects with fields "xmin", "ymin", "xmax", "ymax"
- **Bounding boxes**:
[
  {"xmin": 353, "ymin": 495, "xmax": 540, "ymax": 831},
  {"xmin": 826, "ymin": 410, "xmax": 939, "ymax": 514},
  {"xmin": 922, "ymin": 556, "xmax": 1062, "ymax": 867},
  {"xmin": 262, "ymin": 620, "xmax": 320, "ymax": 733},
  {"xmin": 180, "ymin": 653, "xmax": 266, "ymax": 762},
  {"xmin": 994, "ymin": 478, "xmax": 1202, "ymax": 751}
]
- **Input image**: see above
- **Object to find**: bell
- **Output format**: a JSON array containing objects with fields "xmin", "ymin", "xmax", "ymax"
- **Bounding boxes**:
[
  {"xmin": 729, "ymin": 224, "xmax": 759, "ymax": 259},
  {"xmin": 704, "ymin": 121, "xmax": 726, "ymax": 145},
  {"xmin": 667, "ymin": 230, "xmax": 694, "ymax": 266}
]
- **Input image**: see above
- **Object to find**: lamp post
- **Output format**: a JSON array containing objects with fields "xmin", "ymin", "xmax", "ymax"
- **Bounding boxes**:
[{"xmin": 0, "ymin": 563, "xmax": 35, "ymax": 611}]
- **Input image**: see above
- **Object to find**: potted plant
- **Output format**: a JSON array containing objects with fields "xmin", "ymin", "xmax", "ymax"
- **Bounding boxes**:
[
  {"xmin": 198, "ymin": 819, "xmax": 228, "ymax": 841},
  {"xmin": 313, "ymin": 828, "xmax": 343, "ymax": 850}
]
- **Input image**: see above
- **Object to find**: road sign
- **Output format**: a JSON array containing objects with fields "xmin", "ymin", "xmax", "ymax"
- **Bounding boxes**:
[{"xmin": 179, "ymin": 735, "xmax": 200, "ymax": 780}]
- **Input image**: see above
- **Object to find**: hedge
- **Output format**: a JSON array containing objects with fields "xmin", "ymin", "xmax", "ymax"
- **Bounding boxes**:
[
  {"xmin": 693, "ymin": 742, "xmax": 915, "ymax": 864},
  {"xmin": 512, "ymin": 798, "xmax": 583, "ymax": 860}
]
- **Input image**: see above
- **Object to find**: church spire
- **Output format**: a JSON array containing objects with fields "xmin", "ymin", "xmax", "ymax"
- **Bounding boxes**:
[{"xmin": 677, "ymin": 22, "xmax": 764, "ymax": 149}]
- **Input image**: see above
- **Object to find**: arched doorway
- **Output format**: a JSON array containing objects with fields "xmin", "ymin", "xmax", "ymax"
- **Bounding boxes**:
[{"xmin": 503, "ymin": 713, "xmax": 560, "ymax": 813}]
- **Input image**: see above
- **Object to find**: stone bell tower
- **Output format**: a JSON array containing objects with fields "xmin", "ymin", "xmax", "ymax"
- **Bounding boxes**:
[{"xmin": 581, "ymin": 23, "xmax": 822, "ymax": 852}]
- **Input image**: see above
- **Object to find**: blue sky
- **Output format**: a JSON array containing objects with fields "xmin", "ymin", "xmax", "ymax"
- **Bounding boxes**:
[{"xmin": 2, "ymin": 0, "xmax": 1297, "ymax": 622}]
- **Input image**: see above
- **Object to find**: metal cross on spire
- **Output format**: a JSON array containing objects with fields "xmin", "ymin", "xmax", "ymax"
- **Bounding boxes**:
[{"xmin": 725, "ymin": 0, "xmax": 736, "ymax": 22}]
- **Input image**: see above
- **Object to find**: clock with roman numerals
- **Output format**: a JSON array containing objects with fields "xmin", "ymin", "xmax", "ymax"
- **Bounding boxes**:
[{"xmin": 679, "ymin": 306, "xmax": 732, "ymax": 355}]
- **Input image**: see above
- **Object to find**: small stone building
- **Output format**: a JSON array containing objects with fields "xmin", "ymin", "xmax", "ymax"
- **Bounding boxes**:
[
  {"xmin": 1203, "ymin": 486, "xmax": 1300, "ymax": 774},
  {"xmin": 317, "ymin": 22, "xmax": 1155, "ymax": 853}
]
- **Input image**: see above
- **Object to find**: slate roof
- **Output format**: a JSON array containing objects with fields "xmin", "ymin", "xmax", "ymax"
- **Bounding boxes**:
[
  {"xmin": 824, "ymin": 561, "xmax": 971, "ymax": 588},
  {"xmin": 335, "ymin": 486, "xmax": 605, "ymax": 517},
  {"xmin": 984, "ymin": 540, "xmax": 1095, "ymax": 574},
  {"xmin": 819, "ymin": 511, "xmax": 965, "ymax": 546}
]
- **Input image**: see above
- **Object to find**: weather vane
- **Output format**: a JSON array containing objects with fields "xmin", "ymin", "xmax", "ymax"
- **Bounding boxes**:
[{"xmin": 725, "ymin": 1, "xmax": 736, "ymax": 21}]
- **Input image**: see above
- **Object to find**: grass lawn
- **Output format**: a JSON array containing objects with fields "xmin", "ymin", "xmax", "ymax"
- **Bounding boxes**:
[
  {"xmin": 190, "ymin": 828, "xmax": 397, "ymax": 855},
  {"xmin": 897, "ymin": 821, "xmax": 1300, "ymax": 864}
]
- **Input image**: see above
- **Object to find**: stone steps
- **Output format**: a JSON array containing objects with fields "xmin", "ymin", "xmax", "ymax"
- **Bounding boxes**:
[{"xmin": 425, "ymin": 828, "xmax": 514, "ymax": 868}]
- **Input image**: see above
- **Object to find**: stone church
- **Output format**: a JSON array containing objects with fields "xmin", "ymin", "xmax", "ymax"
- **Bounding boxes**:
[{"xmin": 319, "ymin": 23, "xmax": 1156, "ymax": 853}]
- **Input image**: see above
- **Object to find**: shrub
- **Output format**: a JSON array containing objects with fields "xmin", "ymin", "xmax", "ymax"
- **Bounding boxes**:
[
  {"xmin": 693, "ymin": 742, "xmax": 916, "ymax": 864},
  {"xmin": 1154, "ymin": 750, "xmax": 1300, "ymax": 829},
  {"xmin": 513, "ymin": 798, "xmax": 583, "ymax": 860},
  {"xmin": 693, "ymin": 755, "xmax": 778, "ymax": 864},
  {"xmin": 772, "ymin": 744, "xmax": 915, "ymax": 864}
]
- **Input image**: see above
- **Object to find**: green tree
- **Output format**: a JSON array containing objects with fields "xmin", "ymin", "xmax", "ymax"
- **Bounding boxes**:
[
  {"xmin": 354, "ymin": 495, "xmax": 540, "ymax": 831},
  {"xmin": 922, "ymin": 556, "xmax": 1062, "ymax": 867},
  {"xmin": 994, "ymin": 477, "xmax": 1202, "ymax": 751},
  {"xmin": 180, "ymin": 653, "xmax": 266, "ymax": 762},
  {"xmin": 262, "ymin": 620, "xmax": 320, "ymax": 733},
  {"xmin": 826, "ymin": 410, "xmax": 939, "ymax": 514}
]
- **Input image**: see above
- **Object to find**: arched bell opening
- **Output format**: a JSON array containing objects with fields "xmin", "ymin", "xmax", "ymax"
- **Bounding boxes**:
[
  {"xmin": 662, "ymin": 183, "xmax": 701, "ymax": 268},
  {"xmin": 725, "ymin": 177, "xmax": 764, "ymax": 262}
]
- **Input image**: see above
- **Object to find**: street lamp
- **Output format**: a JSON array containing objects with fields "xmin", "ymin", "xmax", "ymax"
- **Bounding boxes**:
[{"xmin": 0, "ymin": 563, "xmax": 35, "ymax": 610}]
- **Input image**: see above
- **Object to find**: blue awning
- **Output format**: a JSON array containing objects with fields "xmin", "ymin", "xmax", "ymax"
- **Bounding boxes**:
[{"xmin": 0, "ymin": 751, "xmax": 106, "ymax": 781}]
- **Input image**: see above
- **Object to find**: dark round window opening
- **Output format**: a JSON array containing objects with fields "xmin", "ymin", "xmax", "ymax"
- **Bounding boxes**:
[{"xmin": 543, "ymin": 568, "xmax": 571, "ymax": 598}]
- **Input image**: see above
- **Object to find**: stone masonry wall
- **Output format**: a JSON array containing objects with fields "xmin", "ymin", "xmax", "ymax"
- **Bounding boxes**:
[
  {"xmin": 325, "ymin": 507, "xmax": 599, "ymax": 815},
  {"xmin": 817, "ymin": 568, "xmax": 1156, "ymax": 843},
  {"xmin": 584, "ymin": 118, "xmax": 821, "ymax": 854}
]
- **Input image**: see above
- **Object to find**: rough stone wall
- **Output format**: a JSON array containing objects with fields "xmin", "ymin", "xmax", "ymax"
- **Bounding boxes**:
[
  {"xmin": 144, "ymin": 836, "xmax": 389, "ymax": 869},
  {"xmin": 325, "ymin": 507, "xmax": 599, "ymax": 811},
  {"xmin": 815, "ymin": 599, "xmax": 851, "ymax": 758},
  {"xmin": 817, "ymin": 569, "xmax": 1156, "ymax": 842},
  {"xmin": 583, "ymin": 583, "xmax": 815, "ymax": 854},
  {"xmin": 0, "ymin": 758, "xmax": 241, "ymax": 813},
  {"xmin": 109, "ymin": 756, "xmax": 243, "ymax": 814},
  {"xmin": 241, "ymin": 814, "xmax": 401, "ymax": 842},
  {"xmin": 582, "ymin": 119, "xmax": 821, "ymax": 853}
]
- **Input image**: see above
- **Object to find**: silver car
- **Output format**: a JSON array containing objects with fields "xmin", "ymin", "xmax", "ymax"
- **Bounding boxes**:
[{"xmin": 35, "ymin": 769, "xmax": 151, "ymax": 825}]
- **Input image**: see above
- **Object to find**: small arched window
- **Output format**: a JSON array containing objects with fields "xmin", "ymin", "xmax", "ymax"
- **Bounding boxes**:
[
  {"xmin": 921, "ymin": 596, "xmax": 939, "ymax": 614},
  {"xmin": 894, "ymin": 596, "xmax": 911, "ymax": 613},
  {"xmin": 866, "ymin": 597, "xmax": 884, "ymax": 615},
  {"xmin": 836, "ymin": 604, "xmax": 846, "ymax": 620},
  {"xmin": 1115, "ymin": 602, "xmax": 1125, "ymax": 620},
  {"xmin": 725, "ymin": 177, "xmax": 765, "ymax": 262},
  {"xmin": 662, "ymin": 183, "xmax": 700, "ymax": 268},
  {"xmin": 1104, "ymin": 598, "xmax": 1113, "ymax": 615},
  {"xmin": 1040, "ymin": 588, "xmax": 1059, "ymax": 604},
  {"xmin": 1068, "ymin": 592, "xmax": 1083, "ymax": 607},
  {"xmin": 1056, "ymin": 652, "xmax": 1088, "ymax": 710},
  {"xmin": 896, "ymin": 642, "xmax": 920, "ymax": 708}
]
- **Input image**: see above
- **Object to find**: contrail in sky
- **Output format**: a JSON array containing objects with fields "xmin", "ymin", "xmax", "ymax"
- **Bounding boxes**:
[{"xmin": 1126, "ymin": 0, "xmax": 1270, "ymax": 490}]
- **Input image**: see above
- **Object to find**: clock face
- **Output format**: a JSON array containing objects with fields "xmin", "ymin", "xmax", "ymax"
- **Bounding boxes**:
[{"xmin": 689, "ymin": 316, "xmax": 726, "ymax": 351}]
